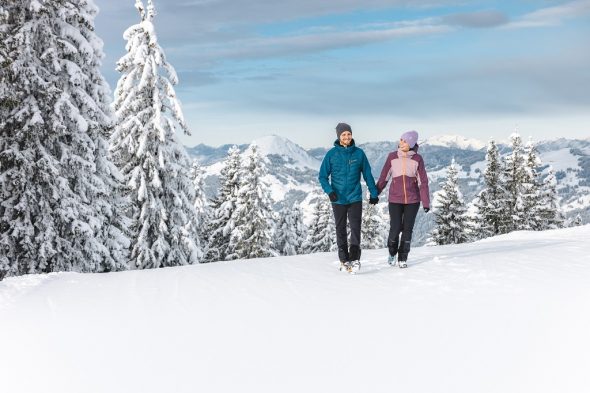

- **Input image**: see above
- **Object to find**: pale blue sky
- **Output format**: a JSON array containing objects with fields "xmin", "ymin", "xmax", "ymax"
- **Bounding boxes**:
[{"xmin": 95, "ymin": 0, "xmax": 590, "ymax": 147}]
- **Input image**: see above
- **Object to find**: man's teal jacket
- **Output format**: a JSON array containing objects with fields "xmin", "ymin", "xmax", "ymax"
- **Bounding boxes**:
[{"xmin": 318, "ymin": 139, "xmax": 378, "ymax": 205}]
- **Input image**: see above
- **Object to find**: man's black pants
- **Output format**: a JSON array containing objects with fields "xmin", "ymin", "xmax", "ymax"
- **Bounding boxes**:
[
  {"xmin": 332, "ymin": 201, "xmax": 362, "ymax": 249},
  {"xmin": 388, "ymin": 202, "xmax": 420, "ymax": 261}
]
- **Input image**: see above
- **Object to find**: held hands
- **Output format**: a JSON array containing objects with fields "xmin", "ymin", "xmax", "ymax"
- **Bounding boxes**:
[
  {"xmin": 369, "ymin": 197, "xmax": 379, "ymax": 205},
  {"xmin": 329, "ymin": 192, "xmax": 338, "ymax": 202}
]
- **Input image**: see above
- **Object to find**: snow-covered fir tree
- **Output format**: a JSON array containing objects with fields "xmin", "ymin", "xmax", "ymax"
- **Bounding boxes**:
[
  {"xmin": 190, "ymin": 159, "xmax": 210, "ymax": 246},
  {"xmin": 204, "ymin": 145, "xmax": 241, "ymax": 262},
  {"xmin": 430, "ymin": 159, "xmax": 471, "ymax": 245},
  {"xmin": 499, "ymin": 132, "xmax": 528, "ymax": 234},
  {"xmin": 227, "ymin": 144, "xmax": 277, "ymax": 260},
  {"xmin": 472, "ymin": 139, "xmax": 504, "ymax": 239},
  {"xmin": 304, "ymin": 188, "xmax": 337, "ymax": 253},
  {"xmin": 275, "ymin": 203, "xmax": 307, "ymax": 256},
  {"xmin": 537, "ymin": 167, "xmax": 564, "ymax": 230},
  {"xmin": 1, "ymin": 0, "xmax": 129, "ymax": 280},
  {"xmin": 110, "ymin": 0, "xmax": 201, "ymax": 269},
  {"xmin": 361, "ymin": 198, "xmax": 385, "ymax": 249},
  {"xmin": 66, "ymin": 0, "xmax": 131, "ymax": 273},
  {"xmin": 463, "ymin": 200, "xmax": 482, "ymax": 242},
  {"xmin": 520, "ymin": 138, "xmax": 543, "ymax": 231}
]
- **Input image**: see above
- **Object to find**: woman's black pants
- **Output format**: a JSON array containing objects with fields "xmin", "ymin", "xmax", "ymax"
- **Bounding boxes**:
[{"xmin": 388, "ymin": 202, "xmax": 420, "ymax": 262}]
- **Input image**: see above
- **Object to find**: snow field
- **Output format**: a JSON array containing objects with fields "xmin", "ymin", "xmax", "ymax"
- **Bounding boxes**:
[{"xmin": 1, "ymin": 225, "xmax": 589, "ymax": 393}]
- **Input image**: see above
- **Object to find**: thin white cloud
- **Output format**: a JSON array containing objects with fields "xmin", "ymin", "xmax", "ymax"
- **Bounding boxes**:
[
  {"xmin": 197, "ymin": 24, "xmax": 453, "ymax": 61},
  {"xmin": 503, "ymin": 0, "xmax": 590, "ymax": 29}
]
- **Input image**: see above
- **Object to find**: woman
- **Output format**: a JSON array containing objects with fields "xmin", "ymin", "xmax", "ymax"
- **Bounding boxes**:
[{"xmin": 376, "ymin": 130, "xmax": 430, "ymax": 268}]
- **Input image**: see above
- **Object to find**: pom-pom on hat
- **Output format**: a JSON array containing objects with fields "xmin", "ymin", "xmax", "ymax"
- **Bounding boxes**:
[
  {"xmin": 336, "ymin": 122, "xmax": 352, "ymax": 138},
  {"xmin": 400, "ymin": 130, "xmax": 419, "ymax": 148}
]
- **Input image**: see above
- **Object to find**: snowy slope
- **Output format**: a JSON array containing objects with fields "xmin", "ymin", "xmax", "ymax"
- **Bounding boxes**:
[
  {"xmin": 423, "ymin": 134, "xmax": 487, "ymax": 151},
  {"xmin": 2, "ymin": 226, "xmax": 590, "ymax": 393}
]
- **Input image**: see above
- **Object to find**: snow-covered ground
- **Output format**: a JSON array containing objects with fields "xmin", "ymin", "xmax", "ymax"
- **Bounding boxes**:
[{"xmin": 2, "ymin": 226, "xmax": 590, "ymax": 393}]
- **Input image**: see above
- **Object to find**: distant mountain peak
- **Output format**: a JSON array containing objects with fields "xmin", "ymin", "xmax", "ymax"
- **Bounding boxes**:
[
  {"xmin": 249, "ymin": 134, "xmax": 320, "ymax": 170},
  {"xmin": 424, "ymin": 134, "xmax": 487, "ymax": 151}
]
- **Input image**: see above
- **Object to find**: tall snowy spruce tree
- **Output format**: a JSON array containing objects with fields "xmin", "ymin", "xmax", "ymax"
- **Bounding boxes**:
[
  {"xmin": 304, "ymin": 188, "xmax": 336, "ymax": 253},
  {"xmin": 204, "ymin": 145, "xmax": 241, "ymax": 262},
  {"xmin": 430, "ymin": 159, "xmax": 470, "ymax": 245},
  {"xmin": 275, "ymin": 203, "xmax": 307, "ymax": 256},
  {"xmin": 227, "ymin": 144, "xmax": 276, "ymax": 260},
  {"xmin": 498, "ymin": 132, "xmax": 528, "ymax": 234},
  {"xmin": 110, "ymin": 0, "xmax": 201, "ymax": 269},
  {"xmin": 472, "ymin": 139, "xmax": 504, "ymax": 239},
  {"xmin": 1, "ymin": 0, "xmax": 129, "ymax": 280}
]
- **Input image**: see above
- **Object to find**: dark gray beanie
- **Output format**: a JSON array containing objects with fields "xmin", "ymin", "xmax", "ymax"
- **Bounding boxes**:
[{"xmin": 335, "ymin": 122, "xmax": 352, "ymax": 138}]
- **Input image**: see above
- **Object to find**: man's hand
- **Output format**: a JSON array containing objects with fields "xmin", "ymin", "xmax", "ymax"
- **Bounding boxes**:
[
  {"xmin": 369, "ymin": 197, "xmax": 379, "ymax": 205},
  {"xmin": 329, "ymin": 192, "xmax": 338, "ymax": 202},
  {"xmin": 424, "ymin": 207, "xmax": 430, "ymax": 213}
]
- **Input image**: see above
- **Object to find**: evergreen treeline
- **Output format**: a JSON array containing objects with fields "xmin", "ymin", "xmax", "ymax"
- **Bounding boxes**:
[{"xmin": 430, "ymin": 132, "xmax": 566, "ymax": 245}]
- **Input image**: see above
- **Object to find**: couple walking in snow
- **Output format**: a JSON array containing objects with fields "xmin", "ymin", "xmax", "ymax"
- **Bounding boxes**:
[{"xmin": 318, "ymin": 123, "xmax": 430, "ymax": 272}]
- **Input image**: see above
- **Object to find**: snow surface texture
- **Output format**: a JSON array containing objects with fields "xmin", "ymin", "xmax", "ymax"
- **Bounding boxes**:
[{"xmin": 1, "ymin": 226, "xmax": 590, "ymax": 393}]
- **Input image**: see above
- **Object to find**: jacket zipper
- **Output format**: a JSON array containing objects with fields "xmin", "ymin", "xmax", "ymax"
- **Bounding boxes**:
[
  {"xmin": 347, "ymin": 149, "xmax": 351, "ymax": 203},
  {"xmin": 402, "ymin": 153, "xmax": 408, "ymax": 204}
]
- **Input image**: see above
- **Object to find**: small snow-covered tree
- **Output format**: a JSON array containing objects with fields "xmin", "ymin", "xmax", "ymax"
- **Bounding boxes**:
[
  {"xmin": 463, "ymin": 200, "xmax": 482, "ymax": 243},
  {"xmin": 227, "ymin": 144, "xmax": 277, "ymax": 260},
  {"xmin": 537, "ymin": 167, "xmax": 564, "ymax": 230},
  {"xmin": 1, "ymin": 0, "xmax": 129, "ymax": 279},
  {"xmin": 205, "ymin": 145, "xmax": 241, "ymax": 262},
  {"xmin": 275, "ymin": 203, "xmax": 307, "ymax": 256},
  {"xmin": 430, "ymin": 159, "xmax": 471, "ymax": 245},
  {"xmin": 473, "ymin": 139, "xmax": 504, "ymax": 239},
  {"xmin": 361, "ymin": 198, "xmax": 385, "ymax": 249},
  {"xmin": 572, "ymin": 214, "xmax": 583, "ymax": 227},
  {"xmin": 110, "ymin": 0, "xmax": 201, "ymax": 269},
  {"xmin": 190, "ymin": 159, "xmax": 210, "ymax": 249},
  {"xmin": 304, "ymin": 188, "xmax": 336, "ymax": 253},
  {"xmin": 520, "ymin": 138, "xmax": 543, "ymax": 231}
]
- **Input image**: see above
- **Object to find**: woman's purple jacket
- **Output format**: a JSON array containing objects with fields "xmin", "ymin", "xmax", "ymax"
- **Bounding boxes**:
[{"xmin": 376, "ymin": 148, "xmax": 430, "ymax": 208}]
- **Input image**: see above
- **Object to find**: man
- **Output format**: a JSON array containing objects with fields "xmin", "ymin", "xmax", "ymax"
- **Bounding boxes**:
[{"xmin": 318, "ymin": 122, "xmax": 379, "ymax": 273}]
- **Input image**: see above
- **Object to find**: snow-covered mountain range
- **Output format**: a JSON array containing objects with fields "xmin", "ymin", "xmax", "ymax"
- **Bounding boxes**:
[
  {"xmin": 2, "ymin": 225, "xmax": 589, "ymax": 393},
  {"xmin": 186, "ymin": 134, "xmax": 590, "ymax": 244}
]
